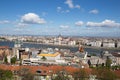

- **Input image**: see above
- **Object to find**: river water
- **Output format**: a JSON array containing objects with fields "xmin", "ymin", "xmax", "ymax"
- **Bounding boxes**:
[{"xmin": 0, "ymin": 41, "xmax": 120, "ymax": 54}]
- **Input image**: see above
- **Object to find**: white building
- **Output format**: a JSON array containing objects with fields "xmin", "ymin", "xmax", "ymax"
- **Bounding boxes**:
[
  {"xmin": 74, "ymin": 51, "xmax": 88, "ymax": 64},
  {"xmin": 89, "ymin": 41, "xmax": 102, "ymax": 47},
  {"xmin": 89, "ymin": 56, "xmax": 105, "ymax": 67},
  {"xmin": 68, "ymin": 40, "xmax": 76, "ymax": 46},
  {"xmin": 117, "ymin": 42, "xmax": 120, "ymax": 48},
  {"xmin": 103, "ymin": 42, "xmax": 115, "ymax": 48},
  {"xmin": 112, "ymin": 52, "xmax": 120, "ymax": 65},
  {"xmin": 7, "ymin": 55, "xmax": 11, "ymax": 63}
]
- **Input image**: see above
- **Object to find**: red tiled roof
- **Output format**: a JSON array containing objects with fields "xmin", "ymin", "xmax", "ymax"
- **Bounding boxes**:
[
  {"xmin": 0, "ymin": 64, "xmax": 82, "ymax": 75},
  {"xmin": 0, "ymin": 46, "xmax": 9, "ymax": 49}
]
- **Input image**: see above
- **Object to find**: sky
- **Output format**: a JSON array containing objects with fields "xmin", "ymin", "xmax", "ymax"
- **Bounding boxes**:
[{"xmin": 0, "ymin": 0, "xmax": 120, "ymax": 37}]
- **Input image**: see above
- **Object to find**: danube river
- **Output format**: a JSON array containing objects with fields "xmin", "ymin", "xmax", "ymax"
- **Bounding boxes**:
[{"xmin": 0, "ymin": 41, "xmax": 120, "ymax": 54}]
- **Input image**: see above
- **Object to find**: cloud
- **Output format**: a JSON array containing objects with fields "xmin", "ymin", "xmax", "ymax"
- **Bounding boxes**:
[
  {"xmin": 86, "ymin": 19, "xmax": 120, "ymax": 27},
  {"xmin": 89, "ymin": 9, "xmax": 99, "ymax": 14},
  {"xmin": 65, "ymin": 0, "xmax": 74, "ymax": 8},
  {"xmin": 60, "ymin": 25, "xmax": 69, "ymax": 29},
  {"xmin": 0, "ymin": 20, "xmax": 10, "ymax": 24},
  {"xmin": 17, "ymin": 23, "xmax": 28, "ymax": 27},
  {"xmin": 65, "ymin": 0, "xmax": 80, "ymax": 9},
  {"xmin": 57, "ymin": 7, "xmax": 70, "ymax": 13},
  {"xmin": 75, "ymin": 21, "xmax": 84, "ymax": 26},
  {"xmin": 75, "ymin": 5, "xmax": 80, "ymax": 9},
  {"xmin": 57, "ymin": 7, "xmax": 62, "ymax": 12},
  {"xmin": 21, "ymin": 13, "xmax": 46, "ymax": 24}
]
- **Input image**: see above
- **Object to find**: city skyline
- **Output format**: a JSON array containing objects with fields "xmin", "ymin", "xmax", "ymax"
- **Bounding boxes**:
[{"xmin": 0, "ymin": 0, "xmax": 120, "ymax": 37}]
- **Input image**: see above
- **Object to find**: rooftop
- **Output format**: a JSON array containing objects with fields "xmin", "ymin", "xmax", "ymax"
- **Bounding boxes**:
[
  {"xmin": 0, "ymin": 46, "xmax": 9, "ymax": 49},
  {"xmin": 38, "ymin": 52, "xmax": 60, "ymax": 57},
  {"xmin": 0, "ymin": 64, "xmax": 80, "ymax": 75},
  {"xmin": 112, "ymin": 52, "xmax": 120, "ymax": 57}
]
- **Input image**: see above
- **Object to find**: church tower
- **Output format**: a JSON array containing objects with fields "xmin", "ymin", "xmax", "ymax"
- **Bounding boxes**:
[{"xmin": 79, "ymin": 45, "xmax": 84, "ymax": 53}]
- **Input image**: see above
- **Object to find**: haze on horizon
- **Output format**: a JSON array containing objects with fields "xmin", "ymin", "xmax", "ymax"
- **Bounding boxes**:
[{"xmin": 0, "ymin": 0, "xmax": 120, "ymax": 37}]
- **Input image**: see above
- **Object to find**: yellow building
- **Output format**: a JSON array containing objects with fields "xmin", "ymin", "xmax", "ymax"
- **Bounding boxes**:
[{"xmin": 38, "ymin": 52, "xmax": 61, "ymax": 61}]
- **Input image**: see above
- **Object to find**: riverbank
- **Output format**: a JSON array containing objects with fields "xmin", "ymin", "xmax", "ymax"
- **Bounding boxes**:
[
  {"xmin": 22, "ymin": 41, "xmax": 78, "ymax": 47},
  {"xmin": 23, "ymin": 41, "xmax": 120, "ymax": 50},
  {"xmin": 0, "ymin": 41, "xmax": 120, "ymax": 54}
]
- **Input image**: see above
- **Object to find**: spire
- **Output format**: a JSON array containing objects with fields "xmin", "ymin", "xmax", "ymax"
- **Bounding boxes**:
[
  {"xmin": 79, "ymin": 45, "xmax": 84, "ymax": 53},
  {"xmin": 58, "ymin": 33, "xmax": 62, "ymax": 38}
]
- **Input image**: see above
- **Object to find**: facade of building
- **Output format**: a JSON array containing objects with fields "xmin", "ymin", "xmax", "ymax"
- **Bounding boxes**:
[
  {"xmin": 102, "ymin": 42, "xmax": 115, "ymax": 48},
  {"xmin": 90, "ymin": 41, "xmax": 102, "ymax": 47},
  {"xmin": 89, "ymin": 56, "xmax": 105, "ymax": 67},
  {"xmin": 0, "ymin": 46, "xmax": 10, "ymax": 56},
  {"xmin": 68, "ymin": 40, "xmax": 76, "ymax": 46},
  {"xmin": 112, "ymin": 52, "xmax": 120, "ymax": 65},
  {"xmin": 0, "ymin": 46, "xmax": 12, "ymax": 63},
  {"xmin": 117, "ymin": 42, "xmax": 120, "ymax": 48}
]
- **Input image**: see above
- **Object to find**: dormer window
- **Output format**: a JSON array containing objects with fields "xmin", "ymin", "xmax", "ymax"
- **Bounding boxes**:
[{"xmin": 36, "ymin": 70, "xmax": 42, "ymax": 74}]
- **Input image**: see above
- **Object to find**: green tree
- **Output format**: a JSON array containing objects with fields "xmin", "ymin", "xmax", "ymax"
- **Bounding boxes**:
[
  {"xmin": 0, "ymin": 69, "xmax": 13, "ymax": 80},
  {"xmin": 19, "ymin": 59, "xmax": 22, "ymax": 65},
  {"xmin": 93, "ymin": 68, "xmax": 117, "ymax": 80},
  {"xmin": 53, "ymin": 70, "xmax": 70, "ymax": 80},
  {"xmin": 18, "ymin": 68, "xmax": 34, "ymax": 80},
  {"xmin": 106, "ymin": 57, "xmax": 112, "ymax": 69},
  {"xmin": 4, "ymin": 70, "xmax": 13, "ymax": 80},
  {"xmin": 22, "ymin": 73, "xmax": 34, "ymax": 80},
  {"xmin": 41, "ymin": 56, "xmax": 47, "ymax": 61},
  {"xmin": 73, "ymin": 69, "xmax": 89, "ymax": 80},
  {"xmin": 11, "ymin": 56, "xmax": 17, "ymax": 64},
  {"xmin": 4, "ymin": 56, "xmax": 8, "ymax": 64},
  {"xmin": 101, "ymin": 69, "xmax": 117, "ymax": 80}
]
